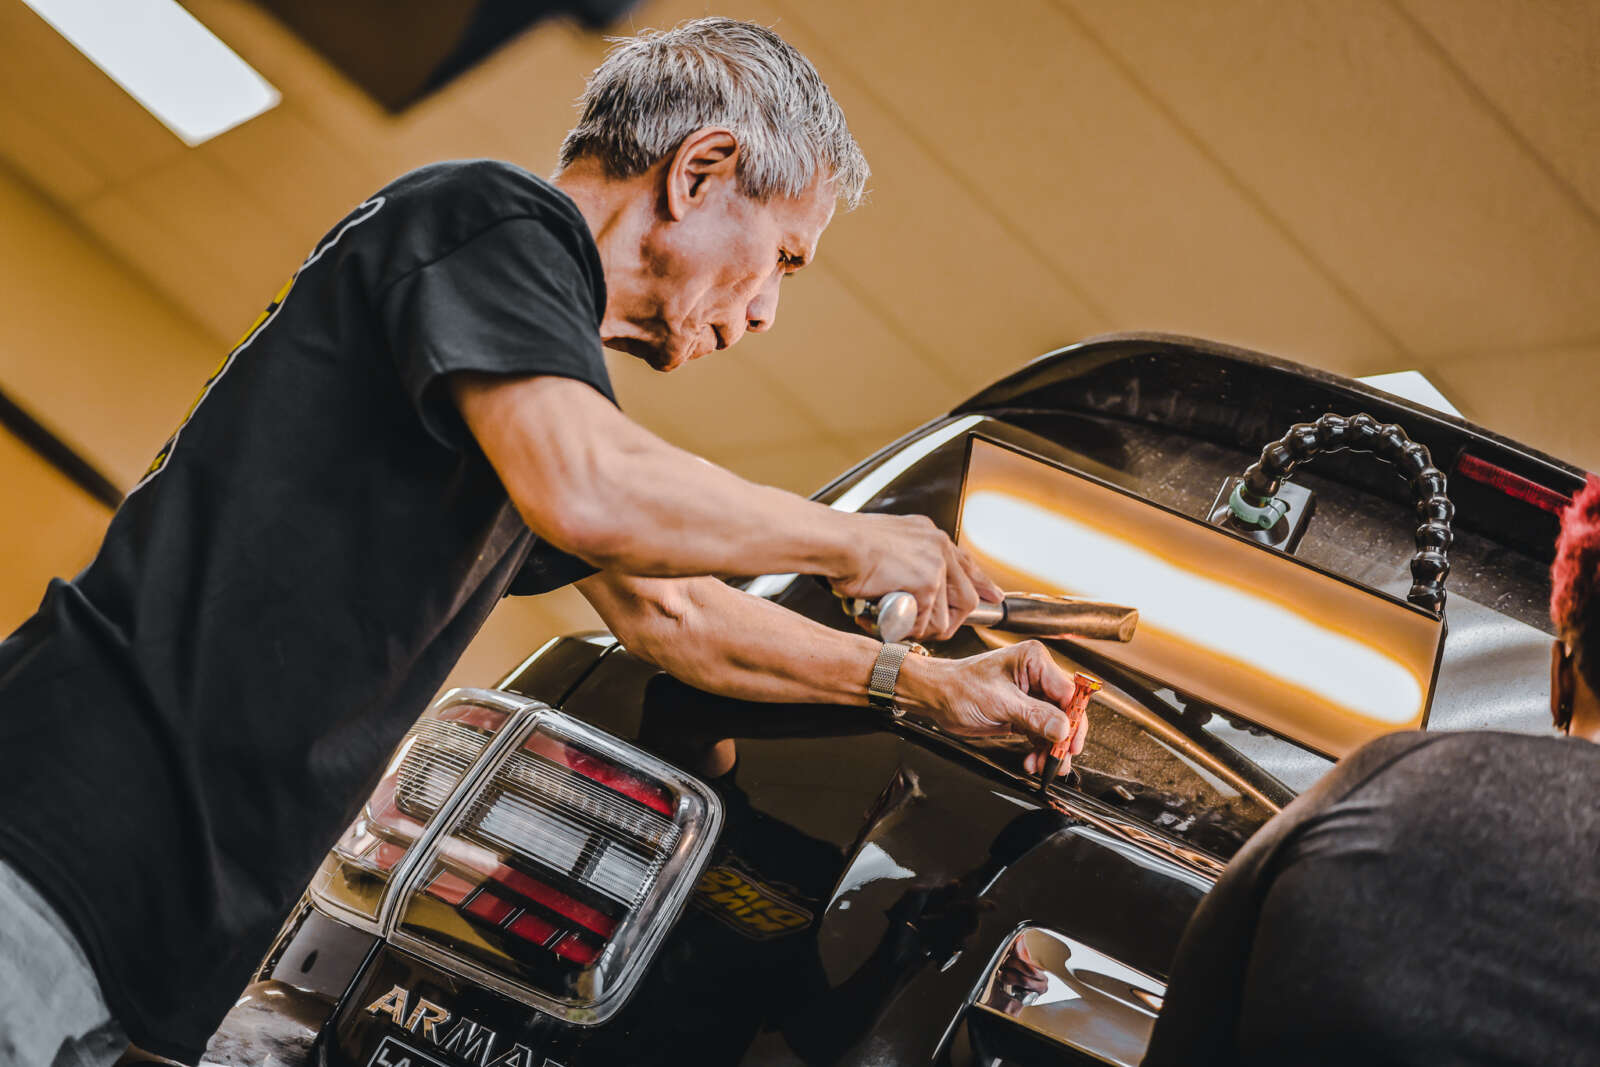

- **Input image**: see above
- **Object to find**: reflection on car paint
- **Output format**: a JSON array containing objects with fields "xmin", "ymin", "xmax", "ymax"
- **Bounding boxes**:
[
  {"xmin": 975, "ymin": 924, "xmax": 1167, "ymax": 1067},
  {"xmin": 691, "ymin": 862, "xmax": 815, "ymax": 939}
]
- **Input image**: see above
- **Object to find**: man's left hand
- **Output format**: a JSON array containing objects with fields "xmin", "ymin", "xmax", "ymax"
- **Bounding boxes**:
[{"xmin": 897, "ymin": 641, "xmax": 1091, "ymax": 775}]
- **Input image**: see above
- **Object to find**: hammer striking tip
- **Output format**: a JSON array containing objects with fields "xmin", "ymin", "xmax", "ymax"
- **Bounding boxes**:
[{"xmin": 1039, "ymin": 754, "xmax": 1063, "ymax": 793}]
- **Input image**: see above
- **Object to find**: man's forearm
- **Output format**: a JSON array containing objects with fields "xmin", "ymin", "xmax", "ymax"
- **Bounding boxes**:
[
  {"xmin": 455, "ymin": 375, "xmax": 853, "ymax": 579},
  {"xmin": 577, "ymin": 572, "xmax": 947, "ymax": 712},
  {"xmin": 568, "ymin": 424, "xmax": 851, "ymax": 578}
]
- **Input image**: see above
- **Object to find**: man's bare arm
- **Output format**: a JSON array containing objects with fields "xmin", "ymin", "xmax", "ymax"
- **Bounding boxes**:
[
  {"xmin": 577, "ymin": 571, "xmax": 1086, "ymax": 775},
  {"xmin": 454, "ymin": 374, "xmax": 996, "ymax": 637}
]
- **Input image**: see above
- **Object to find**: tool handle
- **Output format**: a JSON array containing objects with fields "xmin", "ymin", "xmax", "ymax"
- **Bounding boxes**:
[
  {"xmin": 991, "ymin": 594, "xmax": 1138, "ymax": 642},
  {"xmin": 846, "ymin": 593, "xmax": 1138, "ymax": 644}
]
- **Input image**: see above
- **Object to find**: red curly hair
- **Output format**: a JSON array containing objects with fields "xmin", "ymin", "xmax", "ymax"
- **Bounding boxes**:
[{"xmin": 1551, "ymin": 473, "xmax": 1600, "ymax": 690}]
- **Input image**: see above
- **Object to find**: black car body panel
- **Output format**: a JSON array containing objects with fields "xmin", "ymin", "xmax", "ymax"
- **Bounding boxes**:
[{"xmin": 210, "ymin": 334, "xmax": 1581, "ymax": 1067}]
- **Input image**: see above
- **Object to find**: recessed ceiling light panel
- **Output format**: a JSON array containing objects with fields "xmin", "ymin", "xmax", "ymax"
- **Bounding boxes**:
[{"xmin": 21, "ymin": 0, "xmax": 280, "ymax": 146}]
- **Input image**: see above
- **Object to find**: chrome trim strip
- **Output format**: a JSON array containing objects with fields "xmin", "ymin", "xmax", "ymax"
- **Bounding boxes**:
[
  {"xmin": 895, "ymin": 716, "xmax": 1227, "ymax": 882},
  {"xmin": 374, "ymin": 688, "xmax": 545, "ymax": 932},
  {"xmin": 308, "ymin": 688, "xmax": 541, "ymax": 935}
]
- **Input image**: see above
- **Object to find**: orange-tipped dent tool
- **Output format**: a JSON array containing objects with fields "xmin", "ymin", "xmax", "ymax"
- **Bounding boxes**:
[{"xmin": 1040, "ymin": 673, "xmax": 1100, "ymax": 793}]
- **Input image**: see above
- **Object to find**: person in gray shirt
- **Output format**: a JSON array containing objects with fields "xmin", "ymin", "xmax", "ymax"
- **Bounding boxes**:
[{"xmin": 1144, "ymin": 474, "xmax": 1600, "ymax": 1066}]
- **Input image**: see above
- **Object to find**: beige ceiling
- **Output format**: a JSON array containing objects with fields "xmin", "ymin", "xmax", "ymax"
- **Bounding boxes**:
[{"xmin": 2, "ymin": 0, "xmax": 1598, "ymax": 684}]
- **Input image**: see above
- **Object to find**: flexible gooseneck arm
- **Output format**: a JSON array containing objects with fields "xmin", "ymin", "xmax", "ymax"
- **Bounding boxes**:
[{"xmin": 1233, "ymin": 412, "xmax": 1453, "ymax": 615}]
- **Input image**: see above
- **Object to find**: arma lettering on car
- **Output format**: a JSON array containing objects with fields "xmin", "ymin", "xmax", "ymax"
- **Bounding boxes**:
[{"xmin": 365, "ymin": 984, "xmax": 563, "ymax": 1067}]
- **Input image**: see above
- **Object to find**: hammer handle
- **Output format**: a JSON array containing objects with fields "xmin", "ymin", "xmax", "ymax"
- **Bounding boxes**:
[{"xmin": 984, "ymin": 594, "xmax": 1139, "ymax": 643}]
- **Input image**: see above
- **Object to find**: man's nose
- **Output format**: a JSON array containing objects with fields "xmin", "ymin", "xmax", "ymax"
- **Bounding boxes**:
[{"xmin": 745, "ymin": 277, "xmax": 781, "ymax": 336}]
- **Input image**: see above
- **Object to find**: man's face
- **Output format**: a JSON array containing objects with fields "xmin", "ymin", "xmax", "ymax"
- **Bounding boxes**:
[{"xmin": 605, "ymin": 177, "xmax": 836, "ymax": 371}]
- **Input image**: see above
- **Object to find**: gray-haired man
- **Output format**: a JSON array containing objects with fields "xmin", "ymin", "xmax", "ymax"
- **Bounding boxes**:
[{"xmin": 0, "ymin": 18, "xmax": 1087, "ymax": 1064}]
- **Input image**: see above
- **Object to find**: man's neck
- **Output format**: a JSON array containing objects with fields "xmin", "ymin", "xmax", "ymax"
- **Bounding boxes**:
[{"xmin": 552, "ymin": 161, "xmax": 656, "ymax": 342}]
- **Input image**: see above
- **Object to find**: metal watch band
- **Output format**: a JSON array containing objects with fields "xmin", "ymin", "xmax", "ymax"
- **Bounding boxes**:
[{"xmin": 868, "ymin": 642, "xmax": 913, "ymax": 717}]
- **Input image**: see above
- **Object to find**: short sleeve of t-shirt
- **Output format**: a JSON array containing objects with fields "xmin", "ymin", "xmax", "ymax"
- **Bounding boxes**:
[{"xmin": 378, "ymin": 214, "xmax": 616, "ymax": 450}]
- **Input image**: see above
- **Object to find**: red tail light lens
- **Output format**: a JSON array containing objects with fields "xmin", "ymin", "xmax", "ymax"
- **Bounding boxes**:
[
  {"xmin": 390, "ymin": 705, "xmax": 721, "ymax": 1024},
  {"xmin": 309, "ymin": 696, "xmax": 514, "ymax": 925}
]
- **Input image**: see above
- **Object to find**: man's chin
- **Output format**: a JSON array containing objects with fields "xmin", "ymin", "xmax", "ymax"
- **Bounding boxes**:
[{"xmin": 604, "ymin": 337, "xmax": 678, "ymax": 372}]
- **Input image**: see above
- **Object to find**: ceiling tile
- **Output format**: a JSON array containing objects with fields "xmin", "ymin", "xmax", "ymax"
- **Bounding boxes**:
[
  {"xmin": 1428, "ymin": 344, "xmax": 1600, "ymax": 472},
  {"xmin": 702, "ymin": 0, "xmax": 1110, "ymax": 393},
  {"xmin": 182, "ymin": 0, "xmax": 418, "ymax": 182},
  {"xmin": 0, "ymin": 433, "xmax": 110, "ymax": 634},
  {"xmin": 735, "ymin": 263, "xmax": 969, "ymax": 443},
  {"xmin": 76, "ymin": 188, "xmax": 246, "ymax": 344},
  {"xmin": 1065, "ymin": 0, "xmax": 1600, "ymax": 356},
  {"xmin": 0, "ymin": 170, "xmax": 222, "ymax": 485},
  {"xmin": 0, "ymin": 102, "xmax": 107, "ymax": 205},
  {"xmin": 201, "ymin": 102, "xmax": 391, "ymax": 251},
  {"xmin": 0, "ymin": 0, "xmax": 186, "ymax": 185},
  {"xmin": 431, "ymin": 21, "xmax": 599, "ymax": 176},
  {"xmin": 111, "ymin": 153, "xmax": 309, "ymax": 332},
  {"xmin": 709, "ymin": 438, "xmax": 858, "ymax": 494},
  {"xmin": 764, "ymin": 0, "xmax": 1400, "ymax": 372},
  {"xmin": 605, "ymin": 347, "xmax": 839, "ymax": 455},
  {"xmin": 1399, "ymin": 0, "xmax": 1600, "ymax": 221}
]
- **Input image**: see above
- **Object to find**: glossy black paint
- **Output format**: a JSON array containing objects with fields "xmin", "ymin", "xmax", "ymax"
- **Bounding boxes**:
[
  {"xmin": 231, "ymin": 335, "xmax": 1576, "ymax": 1067},
  {"xmin": 311, "ymin": 672, "xmax": 1207, "ymax": 1067},
  {"xmin": 952, "ymin": 333, "xmax": 1583, "ymax": 561},
  {"xmin": 496, "ymin": 634, "xmax": 612, "ymax": 703}
]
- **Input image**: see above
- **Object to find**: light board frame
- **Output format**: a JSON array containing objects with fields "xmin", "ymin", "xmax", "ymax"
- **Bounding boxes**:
[{"xmin": 955, "ymin": 434, "xmax": 1445, "ymax": 760}]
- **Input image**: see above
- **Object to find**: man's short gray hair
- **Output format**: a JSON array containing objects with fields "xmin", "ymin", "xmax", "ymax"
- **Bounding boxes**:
[{"xmin": 559, "ymin": 17, "xmax": 868, "ymax": 209}]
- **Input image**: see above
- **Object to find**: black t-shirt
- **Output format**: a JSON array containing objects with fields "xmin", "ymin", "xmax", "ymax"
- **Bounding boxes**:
[
  {"xmin": 0, "ymin": 160, "xmax": 613, "ymax": 1062},
  {"xmin": 1143, "ymin": 730, "xmax": 1600, "ymax": 1066}
]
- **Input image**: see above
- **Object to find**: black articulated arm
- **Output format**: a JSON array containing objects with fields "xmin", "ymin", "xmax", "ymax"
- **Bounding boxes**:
[{"xmin": 1237, "ymin": 412, "xmax": 1453, "ymax": 615}]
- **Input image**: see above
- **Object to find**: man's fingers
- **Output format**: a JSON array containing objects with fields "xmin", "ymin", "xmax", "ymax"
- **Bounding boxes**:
[
  {"xmin": 1016, "ymin": 695, "xmax": 1070, "ymax": 746},
  {"xmin": 944, "ymin": 543, "xmax": 979, "ymax": 620},
  {"xmin": 929, "ymin": 582, "xmax": 951, "ymax": 640},
  {"xmin": 1019, "ymin": 642, "xmax": 1075, "ymax": 708},
  {"xmin": 954, "ymin": 543, "xmax": 1004, "ymax": 604},
  {"xmin": 915, "ymin": 563, "xmax": 949, "ymax": 640}
]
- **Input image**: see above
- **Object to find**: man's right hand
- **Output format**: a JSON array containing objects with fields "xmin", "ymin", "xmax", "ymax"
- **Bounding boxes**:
[{"xmin": 830, "ymin": 512, "xmax": 1004, "ymax": 641}]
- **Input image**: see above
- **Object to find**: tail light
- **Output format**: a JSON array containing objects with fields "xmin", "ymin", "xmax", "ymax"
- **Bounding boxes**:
[
  {"xmin": 389, "ymin": 706, "xmax": 720, "ymax": 1024},
  {"xmin": 318, "ymin": 690, "xmax": 722, "ymax": 1025},
  {"xmin": 309, "ymin": 695, "xmax": 515, "ymax": 925}
]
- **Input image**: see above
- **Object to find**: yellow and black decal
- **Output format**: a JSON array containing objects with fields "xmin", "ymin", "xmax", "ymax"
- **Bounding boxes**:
[{"xmin": 691, "ymin": 862, "xmax": 814, "ymax": 940}]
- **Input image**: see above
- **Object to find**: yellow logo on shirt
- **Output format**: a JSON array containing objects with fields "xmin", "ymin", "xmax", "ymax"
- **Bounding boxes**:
[{"xmin": 131, "ymin": 195, "xmax": 388, "ymax": 493}]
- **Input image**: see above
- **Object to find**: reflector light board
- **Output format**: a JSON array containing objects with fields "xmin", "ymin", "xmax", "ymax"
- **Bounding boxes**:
[{"xmin": 956, "ymin": 437, "xmax": 1444, "ymax": 759}]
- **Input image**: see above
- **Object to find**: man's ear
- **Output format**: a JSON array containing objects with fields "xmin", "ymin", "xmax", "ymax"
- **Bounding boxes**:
[
  {"xmin": 1552, "ymin": 638, "xmax": 1575, "ymax": 731},
  {"xmin": 664, "ymin": 127, "xmax": 740, "ymax": 221}
]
